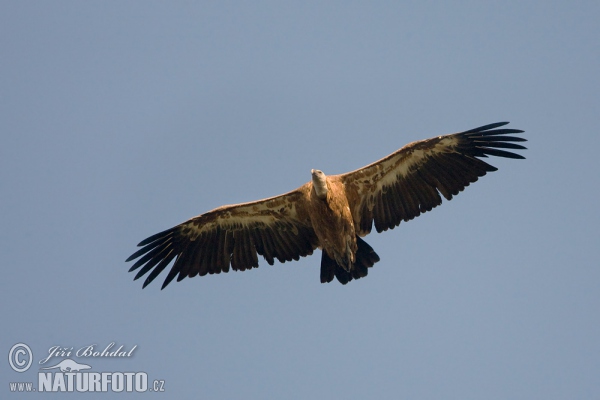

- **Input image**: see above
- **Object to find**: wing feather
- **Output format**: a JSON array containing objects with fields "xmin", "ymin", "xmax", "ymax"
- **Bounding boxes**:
[
  {"xmin": 127, "ymin": 185, "xmax": 319, "ymax": 288},
  {"xmin": 341, "ymin": 122, "xmax": 526, "ymax": 235},
  {"xmin": 143, "ymin": 250, "xmax": 176, "ymax": 289}
]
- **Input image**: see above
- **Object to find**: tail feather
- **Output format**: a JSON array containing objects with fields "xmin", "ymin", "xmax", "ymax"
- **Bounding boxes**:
[
  {"xmin": 320, "ymin": 250, "xmax": 337, "ymax": 283},
  {"xmin": 320, "ymin": 237, "xmax": 380, "ymax": 284}
]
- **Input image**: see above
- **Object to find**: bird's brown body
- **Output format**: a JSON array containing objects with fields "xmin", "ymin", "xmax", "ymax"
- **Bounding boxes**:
[{"xmin": 308, "ymin": 174, "xmax": 357, "ymax": 269}]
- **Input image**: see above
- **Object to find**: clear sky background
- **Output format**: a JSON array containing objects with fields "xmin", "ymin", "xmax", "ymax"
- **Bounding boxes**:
[{"xmin": 2, "ymin": 1, "xmax": 599, "ymax": 399}]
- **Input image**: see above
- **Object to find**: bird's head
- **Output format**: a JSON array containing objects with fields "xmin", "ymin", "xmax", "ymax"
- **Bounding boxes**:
[{"xmin": 311, "ymin": 169, "xmax": 328, "ymax": 200}]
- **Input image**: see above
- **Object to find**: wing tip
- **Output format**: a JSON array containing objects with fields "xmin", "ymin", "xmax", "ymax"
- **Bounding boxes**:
[
  {"xmin": 465, "ymin": 121, "xmax": 510, "ymax": 133},
  {"xmin": 136, "ymin": 226, "xmax": 178, "ymax": 247},
  {"xmin": 461, "ymin": 122, "xmax": 527, "ymax": 160}
]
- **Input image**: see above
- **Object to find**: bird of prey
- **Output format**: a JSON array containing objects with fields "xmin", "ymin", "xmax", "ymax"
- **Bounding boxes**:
[{"xmin": 127, "ymin": 122, "xmax": 526, "ymax": 289}]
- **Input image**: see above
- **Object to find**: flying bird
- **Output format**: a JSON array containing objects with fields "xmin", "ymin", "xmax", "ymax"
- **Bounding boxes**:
[{"xmin": 127, "ymin": 122, "xmax": 526, "ymax": 289}]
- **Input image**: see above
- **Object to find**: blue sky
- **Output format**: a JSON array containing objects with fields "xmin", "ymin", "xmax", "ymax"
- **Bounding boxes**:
[{"xmin": 2, "ymin": 1, "xmax": 599, "ymax": 399}]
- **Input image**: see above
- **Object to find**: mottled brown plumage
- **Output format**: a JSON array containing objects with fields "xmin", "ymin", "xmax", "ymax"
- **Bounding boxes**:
[{"xmin": 127, "ymin": 122, "xmax": 526, "ymax": 289}]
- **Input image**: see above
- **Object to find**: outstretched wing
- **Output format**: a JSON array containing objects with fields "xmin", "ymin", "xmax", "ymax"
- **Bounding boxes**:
[
  {"xmin": 126, "ymin": 184, "xmax": 319, "ymax": 289},
  {"xmin": 341, "ymin": 122, "xmax": 527, "ymax": 235}
]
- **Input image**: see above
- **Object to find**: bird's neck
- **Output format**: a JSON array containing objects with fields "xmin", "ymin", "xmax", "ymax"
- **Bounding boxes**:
[{"xmin": 312, "ymin": 174, "xmax": 328, "ymax": 200}]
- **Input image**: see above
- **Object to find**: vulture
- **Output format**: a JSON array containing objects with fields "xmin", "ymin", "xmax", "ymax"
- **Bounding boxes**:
[{"xmin": 127, "ymin": 122, "xmax": 526, "ymax": 289}]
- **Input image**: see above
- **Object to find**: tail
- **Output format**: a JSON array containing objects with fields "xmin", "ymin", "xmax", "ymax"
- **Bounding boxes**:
[{"xmin": 320, "ymin": 236, "xmax": 380, "ymax": 284}]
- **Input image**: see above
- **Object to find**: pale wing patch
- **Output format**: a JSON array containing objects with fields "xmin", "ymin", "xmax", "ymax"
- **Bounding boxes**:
[
  {"xmin": 182, "ymin": 199, "xmax": 303, "ymax": 241},
  {"xmin": 340, "ymin": 135, "xmax": 465, "ymax": 234},
  {"xmin": 360, "ymin": 136, "xmax": 458, "ymax": 202}
]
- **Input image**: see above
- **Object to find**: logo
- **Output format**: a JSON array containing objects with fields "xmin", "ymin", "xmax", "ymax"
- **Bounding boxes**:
[
  {"xmin": 7, "ymin": 342, "xmax": 165, "ymax": 393},
  {"xmin": 40, "ymin": 359, "xmax": 91, "ymax": 372}
]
